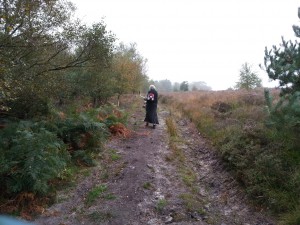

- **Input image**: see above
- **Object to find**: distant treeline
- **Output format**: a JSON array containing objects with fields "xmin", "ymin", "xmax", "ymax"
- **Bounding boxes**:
[{"xmin": 151, "ymin": 79, "xmax": 212, "ymax": 93}]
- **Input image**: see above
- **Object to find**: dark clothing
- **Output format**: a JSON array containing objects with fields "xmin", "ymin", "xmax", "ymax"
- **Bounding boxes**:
[{"xmin": 144, "ymin": 89, "xmax": 159, "ymax": 124}]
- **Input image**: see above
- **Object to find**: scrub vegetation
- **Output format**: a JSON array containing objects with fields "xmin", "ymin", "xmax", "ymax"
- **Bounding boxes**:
[
  {"xmin": 162, "ymin": 88, "xmax": 300, "ymax": 224},
  {"xmin": 1, "ymin": 1, "xmax": 300, "ymax": 224},
  {"xmin": 0, "ymin": 0, "xmax": 148, "ymax": 218}
]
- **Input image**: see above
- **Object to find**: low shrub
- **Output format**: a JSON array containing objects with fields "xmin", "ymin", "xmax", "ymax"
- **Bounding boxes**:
[
  {"xmin": 162, "ymin": 89, "xmax": 300, "ymax": 222},
  {"xmin": 280, "ymin": 208, "xmax": 300, "ymax": 225},
  {"xmin": 55, "ymin": 113, "xmax": 108, "ymax": 152},
  {"xmin": 0, "ymin": 107, "xmax": 111, "ymax": 196},
  {"xmin": 5, "ymin": 93, "xmax": 50, "ymax": 119},
  {"xmin": 0, "ymin": 95, "xmax": 129, "ymax": 217},
  {"xmin": 0, "ymin": 121, "xmax": 69, "ymax": 195}
]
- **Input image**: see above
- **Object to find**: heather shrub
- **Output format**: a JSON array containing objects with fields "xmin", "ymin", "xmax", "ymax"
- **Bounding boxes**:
[
  {"xmin": 162, "ymin": 89, "xmax": 300, "ymax": 222},
  {"xmin": 238, "ymin": 90, "xmax": 265, "ymax": 106}
]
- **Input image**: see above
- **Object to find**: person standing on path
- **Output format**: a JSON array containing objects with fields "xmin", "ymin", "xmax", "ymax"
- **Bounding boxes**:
[{"xmin": 144, "ymin": 85, "xmax": 159, "ymax": 129}]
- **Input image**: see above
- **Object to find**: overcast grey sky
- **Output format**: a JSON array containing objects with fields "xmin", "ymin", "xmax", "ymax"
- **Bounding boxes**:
[{"xmin": 70, "ymin": 0, "xmax": 299, "ymax": 90}]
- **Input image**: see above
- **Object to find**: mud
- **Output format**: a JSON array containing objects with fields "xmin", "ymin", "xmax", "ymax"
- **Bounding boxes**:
[{"xmin": 34, "ymin": 102, "xmax": 275, "ymax": 225}]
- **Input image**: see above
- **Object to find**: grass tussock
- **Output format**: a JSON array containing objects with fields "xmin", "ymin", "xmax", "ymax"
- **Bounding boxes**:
[
  {"xmin": 85, "ymin": 184, "xmax": 108, "ymax": 206},
  {"xmin": 162, "ymin": 88, "xmax": 300, "ymax": 224},
  {"xmin": 156, "ymin": 198, "xmax": 168, "ymax": 213},
  {"xmin": 179, "ymin": 193, "xmax": 206, "ymax": 214},
  {"xmin": 165, "ymin": 116, "xmax": 178, "ymax": 138},
  {"xmin": 85, "ymin": 184, "xmax": 116, "ymax": 206}
]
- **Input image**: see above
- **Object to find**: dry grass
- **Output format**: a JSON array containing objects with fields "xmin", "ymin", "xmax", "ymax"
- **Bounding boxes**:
[
  {"xmin": 165, "ymin": 116, "xmax": 178, "ymax": 137},
  {"xmin": 162, "ymin": 89, "xmax": 279, "ymax": 139}
]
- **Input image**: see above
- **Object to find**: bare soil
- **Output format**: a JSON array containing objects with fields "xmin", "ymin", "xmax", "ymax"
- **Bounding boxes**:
[{"xmin": 34, "ymin": 99, "xmax": 276, "ymax": 225}]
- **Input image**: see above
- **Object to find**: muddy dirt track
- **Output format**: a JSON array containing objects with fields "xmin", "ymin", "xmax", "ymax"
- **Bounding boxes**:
[{"xmin": 34, "ymin": 100, "xmax": 275, "ymax": 225}]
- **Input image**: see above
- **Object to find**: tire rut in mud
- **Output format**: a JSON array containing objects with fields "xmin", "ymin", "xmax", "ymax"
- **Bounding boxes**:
[{"xmin": 34, "ymin": 104, "xmax": 275, "ymax": 225}]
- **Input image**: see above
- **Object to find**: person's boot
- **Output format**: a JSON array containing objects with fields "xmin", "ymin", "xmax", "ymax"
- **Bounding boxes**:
[
  {"xmin": 153, "ymin": 124, "xmax": 156, "ymax": 129},
  {"xmin": 145, "ymin": 122, "xmax": 149, "ymax": 127}
]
